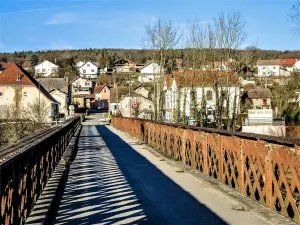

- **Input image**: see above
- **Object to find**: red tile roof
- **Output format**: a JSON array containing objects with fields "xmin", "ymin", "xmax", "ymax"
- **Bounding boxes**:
[
  {"xmin": 172, "ymin": 70, "xmax": 239, "ymax": 87},
  {"xmin": 0, "ymin": 63, "xmax": 34, "ymax": 85},
  {"xmin": 280, "ymin": 59, "xmax": 297, "ymax": 67},
  {"xmin": 0, "ymin": 63, "xmax": 58, "ymax": 103},
  {"xmin": 0, "ymin": 63, "xmax": 13, "ymax": 70}
]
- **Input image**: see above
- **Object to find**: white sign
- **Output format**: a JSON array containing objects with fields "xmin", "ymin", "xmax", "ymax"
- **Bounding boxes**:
[{"xmin": 248, "ymin": 109, "xmax": 273, "ymax": 125}]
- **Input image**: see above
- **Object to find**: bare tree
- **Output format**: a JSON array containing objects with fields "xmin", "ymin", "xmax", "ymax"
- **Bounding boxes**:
[
  {"xmin": 28, "ymin": 97, "xmax": 51, "ymax": 123},
  {"xmin": 291, "ymin": 1, "xmax": 300, "ymax": 35},
  {"xmin": 144, "ymin": 18, "xmax": 181, "ymax": 121}
]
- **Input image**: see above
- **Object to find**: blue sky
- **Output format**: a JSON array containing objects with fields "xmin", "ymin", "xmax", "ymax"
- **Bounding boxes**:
[{"xmin": 0, "ymin": 0, "xmax": 298, "ymax": 52}]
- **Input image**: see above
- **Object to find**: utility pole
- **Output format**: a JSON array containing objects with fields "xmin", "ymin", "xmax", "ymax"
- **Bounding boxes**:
[{"xmin": 129, "ymin": 72, "xmax": 131, "ymax": 117}]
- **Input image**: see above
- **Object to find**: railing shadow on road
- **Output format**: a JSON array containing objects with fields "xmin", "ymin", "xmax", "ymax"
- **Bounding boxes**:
[
  {"xmin": 48, "ymin": 125, "xmax": 229, "ymax": 225},
  {"xmin": 51, "ymin": 126, "xmax": 151, "ymax": 225}
]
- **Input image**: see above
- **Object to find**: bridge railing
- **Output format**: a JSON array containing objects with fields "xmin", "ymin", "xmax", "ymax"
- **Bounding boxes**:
[
  {"xmin": 112, "ymin": 116, "xmax": 300, "ymax": 223},
  {"xmin": 0, "ymin": 117, "xmax": 81, "ymax": 225}
]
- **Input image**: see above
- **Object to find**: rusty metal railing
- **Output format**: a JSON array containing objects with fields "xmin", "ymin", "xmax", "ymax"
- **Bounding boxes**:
[
  {"xmin": 0, "ymin": 117, "xmax": 80, "ymax": 225},
  {"xmin": 112, "ymin": 116, "xmax": 300, "ymax": 223}
]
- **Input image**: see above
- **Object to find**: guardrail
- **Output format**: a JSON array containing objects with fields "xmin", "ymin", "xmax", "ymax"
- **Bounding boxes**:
[
  {"xmin": 0, "ymin": 117, "xmax": 81, "ymax": 225},
  {"xmin": 112, "ymin": 116, "xmax": 300, "ymax": 223}
]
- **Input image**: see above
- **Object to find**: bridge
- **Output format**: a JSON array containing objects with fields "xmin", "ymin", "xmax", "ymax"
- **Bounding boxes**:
[{"xmin": 1, "ymin": 115, "xmax": 299, "ymax": 225}]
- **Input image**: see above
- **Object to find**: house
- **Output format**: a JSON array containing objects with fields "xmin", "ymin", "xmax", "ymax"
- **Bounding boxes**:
[
  {"xmin": 119, "ymin": 92, "xmax": 154, "ymax": 119},
  {"xmin": 113, "ymin": 58, "xmax": 143, "ymax": 73},
  {"xmin": 77, "ymin": 61, "xmax": 100, "ymax": 79},
  {"xmin": 22, "ymin": 61, "xmax": 31, "ymax": 70},
  {"xmin": 35, "ymin": 60, "xmax": 59, "ymax": 77},
  {"xmin": 163, "ymin": 70, "xmax": 240, "ymax": 123},
  {"xmin": 138, "ymin": 62, "xmax": 164, "ymax": 83},
  {"xmin": 71, "ymin": 77, "xmax": 95, "ymax": 109},
  {"xmin": 243, "ymin": 88, "xmax": 272, "ymax": 110},
  {"xmin": 257, "ymin": 59, "xmax": 298, "ymax": 77},
  {"xmin": 90, "ymin": 84, "xmax": 111, "ymax": 111},
  {"xmin": 203, "ymin": 59, "xmax": 235, "ymax": 71},
  {"xmin": 0, "ymin": 63, "xmax": 59, "ymax": 122},
  {"xmin": 37, "ymin": 78, "xmax": 70, "ymax": 118}
]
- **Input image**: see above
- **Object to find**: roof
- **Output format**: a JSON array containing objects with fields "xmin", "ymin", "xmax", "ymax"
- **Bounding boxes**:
[
  {"xmin": 35, "ymin": 60, "xmax": 59, "ymax": 68},
  {"xmin": 22, "ymin": 61, "xmax": 31, "ymax": 68},
  {"xmin": 0, "ymin": 63, "xmax": 58, "ymax": 103},
  {"xmin": 247, "ymin": 88, "xmax": 272, "ymax": 99},
  {"xmin": 37, "ymin": 78, "xmax": 68, "ymax": 93},
  {"xmin": 0, "ymin": 63, "xmax": 12, "ymax": 70},
  {"xmin": 94, "ymin": 85, "xmax": 105, "ymax": 94},
  {"xmin": 85, "ymin": 94, "xmax": 95, "ymax": 99},
  {"xmin": 113, "ymin": 58, "xmax": 135, "ymax": 65},
  {"xmin": 78, "ymin": 61, "xmax": 99, "ymax": 69},
  {"xmin": 172, "ymin": 70, "xmax": 239, "ymax": 87},
  {"xmin": 280, "ymin": 59, "xmax": 297, "ymax": 67},
  {"xmin": 257, "ymin": 59, "xmax": 280, "ymax": 66}
]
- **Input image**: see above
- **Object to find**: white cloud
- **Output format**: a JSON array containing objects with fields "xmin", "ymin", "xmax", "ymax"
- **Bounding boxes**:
[{"xmin": 46, "ymin": 12, "xmax": 82, "ymax": 25}]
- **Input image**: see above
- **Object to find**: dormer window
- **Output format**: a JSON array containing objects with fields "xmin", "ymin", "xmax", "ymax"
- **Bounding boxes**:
[
  {"xmin": 16, "ymin": 75, "xmax": 23, "ymax": 82},
  {"xmin": 87, "ymin": 64, "xmax": 90, "ymax": 67}
]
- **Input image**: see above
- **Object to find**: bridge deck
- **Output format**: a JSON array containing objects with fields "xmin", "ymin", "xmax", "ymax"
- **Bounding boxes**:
[{"xmin": 53, "ymin": 116, "xmax": 280, "ymax": 225}]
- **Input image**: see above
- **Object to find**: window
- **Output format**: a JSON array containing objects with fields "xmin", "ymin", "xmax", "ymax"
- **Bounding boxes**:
[
  {"xmin": 263, "ymin": 72, "xmax": 266, "ymax": 75},
  {"xmin": 206, "ymin": 90, "xmax": 213, "ymax": 101},
  {"xmin": 0, "ymin": 92, "xmax": 3, "ymax": 97},
  {"xmin": 100, "ymin": 102, "xmax": 105, "ymax": 108},
  {"xmin": 262, "ymin": 67, "xmax": 266, "ymax": 69},
  {"xmin": 83, "ymin": 69, "xmax": 86, "ymax": 74},
  {"xmin": 104, "ymin": 88, "xmax": 106, "ymax": 93},
  {"xmin": 91, "ymin": 69, "xmax": 95, "ymax": 72},
  {"xmin": 273, "ymin": 67, "xmax": 276, "ymax": 69},
  {"xmin": 263, "ymin": 99, "xmax": 267, "ymax": 105},
  {"xmin": 23, "ymin": 92, "xmax": 27, "ymax": 97},
  {"xmin": 16, "ymin": 75, "xmax": 22, "ymax": 82},
  {"xmin": 98, "ymin": 97, "xmax": 101, "ymax": 100},
  {"xmin": 42, "ymin": 68, "xmax": 46, "ymax": 72},
  {"xmin": 149, "ymin": 105, "xmax": 152, "ymax": 109},
  {"xmin": 207, "ymin": 109, "xmax": 213, "ymax": 115},
  {"xmin": 87, "ymin": 64, "xmax": 90, "ymax": 67},
  {"xmin": 85, "ymin": 81, "xmax": 90, "ymax": 86},
  {"xmin": 37, "ymin": 69, "xmax": 40, "ymax": 73}
]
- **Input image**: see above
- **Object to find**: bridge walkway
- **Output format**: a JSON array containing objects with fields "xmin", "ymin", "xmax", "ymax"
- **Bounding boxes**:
[{"xmin": 53, "ymin": 116, "xmax": 287, "ymax": 225}]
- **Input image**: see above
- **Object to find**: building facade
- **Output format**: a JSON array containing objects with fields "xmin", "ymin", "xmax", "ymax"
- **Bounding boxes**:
[
  {"xmin": 0, "ymin": 64, "xmax": 59, "ymax": 122},
  {"xmin": 35, "ymin": 60, "xmax": 59, "ymax": 77}
]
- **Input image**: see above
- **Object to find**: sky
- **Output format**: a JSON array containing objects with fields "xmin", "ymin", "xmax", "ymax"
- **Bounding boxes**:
[{"xmin": 0, "ymin": 0, "xmax": 299, "ymax": 52}]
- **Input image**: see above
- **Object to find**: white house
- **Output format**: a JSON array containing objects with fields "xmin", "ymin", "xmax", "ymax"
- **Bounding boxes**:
[
  {"xmin": 138, "ymin": 62, "xmax": 164, "ymax": 83},
  {"xmin": 257, "ymin": 59, "xmax": 297, "ymax": 77},
  {"xmin": 77, "ymin": 61, "xmax": 100, "ymax": 78},
  {"xmin": 72, "ymin": 77, "xmax": 94, "ymax": 97},
  {"xmin": 163, "ymin": 71, "xmax": 240, "ymax": 123},
  {"xmin": 35, "ymin": 60, "xmax": 59, "ymax": 77}
]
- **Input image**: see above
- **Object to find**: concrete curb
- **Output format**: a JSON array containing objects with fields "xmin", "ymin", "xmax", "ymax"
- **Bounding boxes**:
[{"xmin": 25, "ymin": 125, "xmax": 82, "ymax": 225}]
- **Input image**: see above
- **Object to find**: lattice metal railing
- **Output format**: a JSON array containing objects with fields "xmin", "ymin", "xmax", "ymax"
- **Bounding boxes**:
[
  {"xmin": 112, "ymin": 116, "xmax": 300, "ymax": 223},
  {"xmin": 0, "ymin": 117, "xmax": 80, "ymax": 225}
]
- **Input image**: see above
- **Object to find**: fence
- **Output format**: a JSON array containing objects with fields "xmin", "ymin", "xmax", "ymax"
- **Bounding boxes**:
[
  {"xmin": 112, "ymin": 116, "xmax": 300, "ymax": 223},
  {"xmin": 0, "ymin": 117, "xmax": 80, "ymax": 225}
]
